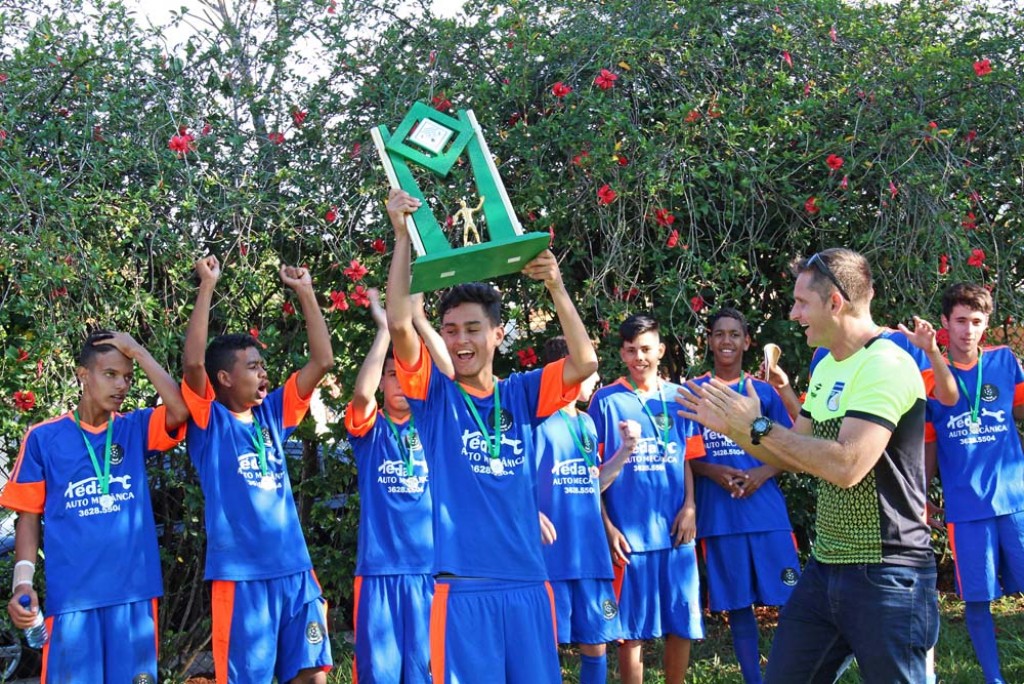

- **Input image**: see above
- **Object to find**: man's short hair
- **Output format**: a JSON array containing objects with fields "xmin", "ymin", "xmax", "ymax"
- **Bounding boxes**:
[
  {"xmin": 543, "ymin": 336, "xmax": 570, "ymax": 364},
  {"xmin": 619, "ymin": 313, "xmax": 660, "ymax": 345},
  {"xmin": 941, "ymin": 282, "xmax": 993, "ymax": 319},
  {"xmin": 77, "ymin": 330, "xmax": 118, "ymax": 368},
  {"xmin": 206, "ymin": 333, "xmax": 260, "ymax": 391},
  {"xmin": 790, "ymin": 248, "xmax": 873, "ymax": 307},
  {"xmin": 439, "ymin": 282, "xmax": 502, "ymax": 327},
  {"xmin": 706, "ymin": 307, "xmax": 749, "ymax": 336}
]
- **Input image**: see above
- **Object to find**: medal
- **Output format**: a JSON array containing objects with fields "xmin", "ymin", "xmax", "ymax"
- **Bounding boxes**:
[
  {"xmin": 259, "ymin": 474, "xmax": 277, "ymax": 490},
  {"xmin": 968, "ymin": 419, "xmax": 981, "ymax": 434},
  {"xmin": 954, "ymin": 350, "xmax": 984, "ymax": 436},
  {"xmin": 402, "ymin": 476, "xmax": 422, "ymax": 492},
  {"xmin": 589, "ymin": 465, "xmax": 600, "ymax": 480},
  {"xmin": 490, "ymin": 459, "xmax": 505, "ymax": 475},
  {"xmin": 99, "ymin": 494, "xmax": 114, "ymax": 511}
]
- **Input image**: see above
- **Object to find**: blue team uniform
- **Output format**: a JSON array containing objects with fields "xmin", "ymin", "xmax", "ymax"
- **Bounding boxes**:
[
  {"xmin": 925, "ymin": 346, "xmax": 1024, "ymax": 600},
  {"xmin": 588, "ymin": 378, "xmax": 705, "ymax": 641},
  {"xmin": 535, "ymin": 410, "xmax": 622, "ymax": 645},
  {"xmin": 396, "ymin": 340, "xmax": 577, "ymax": 683},
  {"xmin": 184, "ymin": 373, "xmax": 332, "ymax": 684},
  {"xmin": 0, "ymin": 407, "xmax": 183, "ymax": 682},
  {"xmin": 690, "ymin": 374, "xmax": 801, "ymax": 611},
  {"xmin": 346, "ymin": 404, "xmax": 433, "ymax": 683}
]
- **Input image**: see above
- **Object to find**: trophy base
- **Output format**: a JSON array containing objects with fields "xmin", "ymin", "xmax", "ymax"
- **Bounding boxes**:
[{"xmin": 410, "ymin": 232, "xmax": 551, "ymax": 293}]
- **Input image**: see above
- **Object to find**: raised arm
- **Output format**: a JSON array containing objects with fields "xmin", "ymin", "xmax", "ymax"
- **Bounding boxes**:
[
  {"xmin": 183, "ymin": 256, "xmax": 220, "ymax": 393},
  {"xmin": 281, "ymin": 265, "xmax": 335, "ymax": 398},
  {"xmin": 412, "ymin": 292, "xmax": 454, "ymax": 379},
  {"xmin": 384, "ymin": 189, "xmax": 423, "ymax": 368},
  {"xmin": 351, "ymin": 288, "xmax": 390, "ymax": 417},
  {"xmin": 520, "ymin": 250, "xmax": 597, "ymax": 386},
  {"xmin": 99, "ymin": 332, "xmax": 190, "ymax": 429},
  {"xmin": 898, "ymin": 317, "xmax": 958, "ymax": 406}
]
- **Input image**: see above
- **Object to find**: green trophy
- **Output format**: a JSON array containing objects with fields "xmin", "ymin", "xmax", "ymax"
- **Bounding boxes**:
[{"xmin": 371, "ymin": 102, "xmax": 551, "ymax": 293}]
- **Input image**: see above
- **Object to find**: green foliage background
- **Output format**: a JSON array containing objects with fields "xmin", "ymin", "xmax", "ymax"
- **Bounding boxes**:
[{"xmin": 1, "ymin": 0, "xmax": 1022, "ymax": 677}]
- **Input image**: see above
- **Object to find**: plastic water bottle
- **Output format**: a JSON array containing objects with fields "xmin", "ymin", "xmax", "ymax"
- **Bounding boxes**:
[{"xmin": 17, "ymin": 594, "xmax": 48, "ymax": 648}]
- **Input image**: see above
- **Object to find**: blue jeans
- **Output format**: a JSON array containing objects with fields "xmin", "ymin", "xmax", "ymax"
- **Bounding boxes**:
[{"xmin": 764, "ymin": 557, "xmax": 939, "ymax": 683}]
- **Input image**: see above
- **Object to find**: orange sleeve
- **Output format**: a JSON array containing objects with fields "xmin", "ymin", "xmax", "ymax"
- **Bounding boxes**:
[
  {"xmin": 684, "ymin": 433, "xmax": 706, "ymax": 460},
  {"xmin": 344, "ymin": 402, "xmax": 378, "ymax": 438},
  {"xmin": 920, "ymin": 368, "xmax": 936, "ymax": 398},
  {"xmin": 536, "ymin": 359, "xmax": 580, "ymax": 419},
  {"xmin": 282, "ymin": 373, "xmax": 313, "ymax": 429},
  {"xmin": 182, "ymin": 376, "xmax": 215, "ymax": 430},
  {"xmin": 924, "ymin": 422, "xmax": 937, "ymax": 443},
  {"xmin": 1014, "ymin": 382, "xmax": 1024, "ymax": 407},
  {"xmin": 0, "ymin": 433, "xmax": 46, "ymax": 514},
  {"xmin": 147, "ymin": 405, "xmax": 186, "ymax": 452},
  {"xmin": 394, "ymin": 339, "xmax": 432, "ymax": 401}
]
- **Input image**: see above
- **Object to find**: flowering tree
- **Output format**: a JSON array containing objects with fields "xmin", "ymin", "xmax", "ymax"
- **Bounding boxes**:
[{"xmin": 1, "ymin": 0, "xmax": 1022, "ymax": 673}]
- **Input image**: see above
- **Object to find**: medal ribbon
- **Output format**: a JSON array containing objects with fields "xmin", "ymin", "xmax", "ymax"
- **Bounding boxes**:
[
  {"xmin": 557, "ymin": 409, "xmax": 596, "ymax": 468},
  {"xmin": 953, "ymin": 349, "xmax": 983, "ymax": 426},
  {"xmin": 457, "ymin": 379, "xmax": 502, "ymax": 460},
  {"xmin": 249, "ymin": 414, "xmax": 269, "ymax": 476},
  {"xmin": 383, "ymin": 411, "xmax": 417, "ymax": 476},
  {"xmin": 626, "ymin": 378, "xmax": 670, "ymax": 455},
  {"xmin": 74, "ymin": 411, "xmax": 114, "ymax": 494}
]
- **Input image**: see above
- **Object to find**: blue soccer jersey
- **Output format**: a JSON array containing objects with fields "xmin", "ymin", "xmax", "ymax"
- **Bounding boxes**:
[
  {"xmin": 690, "ymin": 374, "xmax": 795, "ymax": 538},
  {"xmin": 183, "ymin": 373, "xmax": 313, "ymax": 581},
  {"xmin": 534, "ymin": 409, "xmax": 614, "ymax": 581},
  {"xmin": 0, "ymin": 407, "xmax": 183, "ymax": 614},
  {"xmin": 395, "ymin": 340, "xmax": 579, "ymax": 581},
  {"xmin": 345, "ymin": 405, "xmax": 433, "ymax": 575},
  {"xmin": 588, "ymin": 378, "xmax": 705, "ymax": 552},
  {"xmin": 925, "ymin": 345, "xmax": 1024, "ymax": 523}
]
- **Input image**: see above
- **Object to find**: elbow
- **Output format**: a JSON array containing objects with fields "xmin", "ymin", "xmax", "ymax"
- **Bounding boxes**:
[
  {"xmin": 312, "ymin": 355, "xmax": 335, "ymax": 376},
  {"xmin": 831, "ymin": 467, "xmax": 869, "ymax": 489}
]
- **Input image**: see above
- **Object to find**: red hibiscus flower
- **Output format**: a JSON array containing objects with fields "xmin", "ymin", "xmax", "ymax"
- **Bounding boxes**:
[
  {"xmin": 268, "ymin": 131, "xmax": 285, "ymax": 145},
  {"xmin": 616, "ymin": 154, "xmax": 629, "ymax": 167},
  {"xmin": 803, "ymin": 82, "xmax": 812, "ymax": 97},
  {"xmin": 168, "ymin": 132, "xmax": 196, "ymax": 156},
  {"xmin": 371, "ymin": 238, "xmax": 386, "ymax": 254},
  {"xmin": 0, "ymin": 73, "xmax": 7, "ymax": 84},
  {"xmin": 283, "ymin": 301, "xmax": 295, "ymax": 316},
  {"xmin": 598, "ymin": 319, "xmax": 611, "ymax": 336},
  {"xmin": 594, "ymin": 69, "xmax": 618, "ymax": 90},
  {"xmin": 965, "ymin": 130, "xmax": 977, "ymax": 143},
  {"xmin": 597, "ymin": 184, "xmax": 617, "ymax": 205},
  {"xmin": 839, "ymin": 175, "xmax": 849, "ymax": 190},
  {"xmin": 829, "ymin": 25, "xmax": 837, "ymax": 42},
  {"xmin": 516, "ymin": 347, "xmax": 538, "ymax": 368},
  {"xmin": 572, "ymin": 150, "xmax": 589, "ymax": 166},
  {"xmin": 0, "ymin": 129, "xmax": 7, "ymax": 144},
  {"xmin": 654, "ymin": 208, "xmax": 676, "ymax": 227},
  {"xmin": 51, "ymin": 287, "xmax": 68, "ymax": 299},
  {"xmin": 962, "ymin": 212, "xmax": 977, "ymax": 230},
  {"xmin": 690, "ymin": 295, "xmax": 705, "ymax": 313},
  {"xmin": 621, "ymin": 287, "xmax": 639, "ymax": 301},
  {"xmin": 938, "ymin": 254, "xmax": 949, "ymax": 275},
  {"xmin": 781, "ymin": 51, "xmax": 793, "ymax": 68},
  {"xmin": 351, "ymin": 142, "xmax": 362, "ymax": 158},
  {"xmin": 967, "ymin": 248, "xmax": 985, "ymax": 268},
  {"xmin": 248, "ymin": 328, "xmax": 268, "ymax": 348},
  {"xmin": 351, "ymin": 285, "xmax": 371, "ymax": 308},
  {"xmin": 936, "ymin": 328, "xmax": 949, "ymax": 347},
  {"xmin": 804, "ymin": 196, "xmax": 819, "ymax": 215},
  {"xmin": 13, "ymin": 390, "xmax": 35, "ymax": 412},
  {"xmin": 329, "ymin": 290, "xmax": 349, "ymax": 311},
  {"xmin": 666, "ymin": 230, "xmax": 680, "ymax": 248},
  {"xmin": 707, "ymin": 105, "xmax": 722, "ymax": 119},
  {"xmin": 973, "ymin": 59, "xmax": 992, "ymax": 77},
  {"xmin": 201, "ymin": 122, "xmax": 212, "ymax": 136},
  {"xmin": 684, "ymin": 110, "xmax": 701, "ymax": 123},
  {"xmin": 431, "ymin": 94, "xmax": 452, "ymax": 112},
  {"xmin": 292, "ymin": 110, "xmax": 307, "ymax": 127},
  {"xmin": 551, "ymin": 82, "xmax": 572, "ymax": 98},
  {"xmin": 17, "ymin": 349, "xmax": 29, "ymax": 363},
  {"xmin": 325, "ymin": 206, "xmax": 338, "ymax": 223},
  {"xmin": 343, "ymin": 259, "xmax": 369, "ymax": 281},
  {"xmin": 825, "ymin": 154, "xmax": 844, "ymax": 171},
  {"xmin": 889, "ymin": 181, "xmax": 899, "ymax": 198},
  {"xmin": 327, "ymin": 0, "xmax": 336, "ymax": 13}
]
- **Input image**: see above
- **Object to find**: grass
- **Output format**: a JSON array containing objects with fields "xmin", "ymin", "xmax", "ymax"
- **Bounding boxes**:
[{"xmin": 321, "ymin": 593, "xmax": 1024, "ymax": 683}]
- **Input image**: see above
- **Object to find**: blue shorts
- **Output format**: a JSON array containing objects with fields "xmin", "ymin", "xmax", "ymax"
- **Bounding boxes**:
[
  {"xmin": 613, "ymin": 545, "xmax": 704, "ymax": 641},
  {"xmin": 42, "ymin": 598, "xmax": 158, "ymax": 683},
  {"xmin": 211, "ymin": 569, "xmax": 333, "ymax": 684},
  {"xmin": 550, "ymin": 578, "xmax": 622, "ymax": 645},
  {"xmin": 429, "ymin": 579, "xmax": 560, "ymax": 684},
  {"xmin": 701, "ymin": 531, "xmax": 801, "ymax": 611},
  {"xmin": 353, "ymin": 574, "xmax": 433, "ymax": 684},
  {"xmin": 948, "ymin": 510, "xmax": 1024, "ymax": 601}
]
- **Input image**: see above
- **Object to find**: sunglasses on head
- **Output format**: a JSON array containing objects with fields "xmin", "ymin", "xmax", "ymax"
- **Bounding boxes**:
[{"xmin": 806, "ymin": 253, "xmax": 851, "ymax": 302}]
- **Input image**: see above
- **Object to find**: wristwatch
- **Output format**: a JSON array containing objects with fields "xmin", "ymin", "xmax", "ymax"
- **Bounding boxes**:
[{"xmin": 750, "ymin": 416, "xmax": 774, "ymax": 445}]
